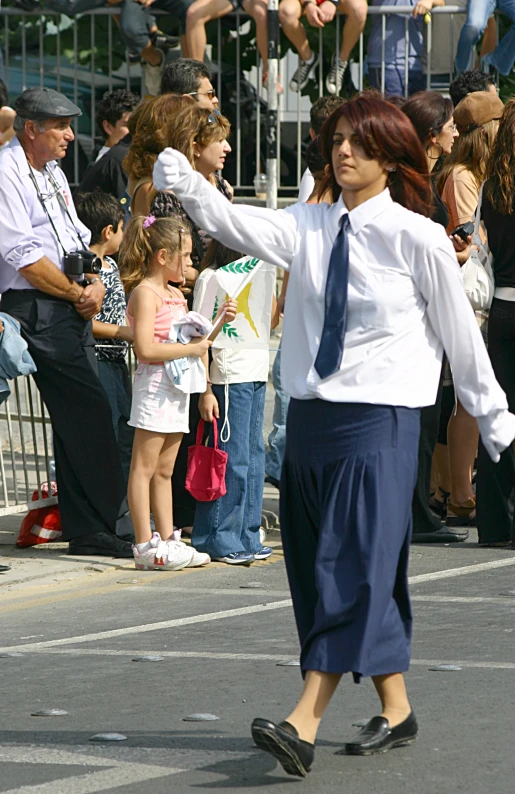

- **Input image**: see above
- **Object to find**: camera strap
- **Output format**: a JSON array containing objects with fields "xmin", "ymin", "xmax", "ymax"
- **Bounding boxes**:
[{"xmin": 26, "ymin": 159, "xmax": 85, "ymax": 256}]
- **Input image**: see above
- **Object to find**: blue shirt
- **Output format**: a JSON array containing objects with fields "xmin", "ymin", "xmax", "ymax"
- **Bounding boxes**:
[
  {"xmin": 0, "ymin": 137, "xmax": 90, "ymax": 292},
  {"xmin": 367, "ymin": 0, "xmax": 423, "ymax": 71}
]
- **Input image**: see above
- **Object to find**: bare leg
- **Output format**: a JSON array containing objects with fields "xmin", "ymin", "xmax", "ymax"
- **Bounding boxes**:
[
  {"xmin": 284, "ymin": 670, "xmax": 342, "ymax": 744},
  {"xmin": 279, "ymin": 0, "xmax": 312, "ymax": 61},
  {"xmin": 128, "ymin": 428, "xmax": 166, "ymax": 545},
  {"xmin": 338, "ymin": 0, "xmax": 367, "ymax": 62},
  {"xmin": 447, "ymin": 400, "xmax": 477, "ymax": 505},
  {"xmin": 150, "ymin": 432, "xmax": 183, "ymax": 540},
  {"xmin": 479, "ymin": 15, "xmax": 497, "ymax": 60},
  {"xmin": 243, "ymin": 0, "xmax": 269, "ymax": 70},
  {"xmin": 184, "ymin": 0, "xmax": 233, "ymax": 61},
  {"xmin": 372, "ymin": 672, "xmax": 412, "ymax": 727}
]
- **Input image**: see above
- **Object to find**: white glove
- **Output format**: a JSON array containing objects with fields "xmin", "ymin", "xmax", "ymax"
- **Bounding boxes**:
[
  {"xmin": 152, "ymin": 147, "xmax": 193, "ymax": 192},
  {"xmin": 477, "ymin": 409, "xmax": 515, "ymax": 463}
]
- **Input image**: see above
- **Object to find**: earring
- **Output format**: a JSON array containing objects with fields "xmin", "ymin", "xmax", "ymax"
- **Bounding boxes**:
[
  {"xmin": 426, "ymin": 142, "xmax": 444, "ymax": 160},
  {"xmin": 387, "ymin": 166, "xmax": 397, "ymax": 172}
]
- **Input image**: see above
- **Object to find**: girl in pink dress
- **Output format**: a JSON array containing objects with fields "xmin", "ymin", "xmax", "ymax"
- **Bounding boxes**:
[{"xmin": 120, "ymin": 214, "xmax": 236, "ymax": 571}]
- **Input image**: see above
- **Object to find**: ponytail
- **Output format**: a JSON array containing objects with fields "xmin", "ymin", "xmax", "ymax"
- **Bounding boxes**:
[{"xmin": 119, "ymin": 214, "xmax": 192, "ymax": 293}]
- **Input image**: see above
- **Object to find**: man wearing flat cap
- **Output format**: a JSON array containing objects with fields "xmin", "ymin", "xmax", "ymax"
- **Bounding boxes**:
[{"xmin": 0, "ymin": 87, "xmax": 133, "ymax": 559}]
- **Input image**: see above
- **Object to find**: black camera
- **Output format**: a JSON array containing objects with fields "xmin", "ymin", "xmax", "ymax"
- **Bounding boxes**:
[{"xmin": 63, "ymin": 250, "xmax": 102, "ymax": 278}]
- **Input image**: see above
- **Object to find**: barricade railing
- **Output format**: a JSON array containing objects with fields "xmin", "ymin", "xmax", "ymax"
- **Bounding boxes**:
[
  {"xmin": 0, "ymin": 375, "xmax": 56, "ymax": 516},
  {"xmin": 0, "ymin": 6, "xmax": 471, "ymax": 195}
]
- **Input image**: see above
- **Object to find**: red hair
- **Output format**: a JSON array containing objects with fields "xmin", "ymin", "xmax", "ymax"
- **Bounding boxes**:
[{"xmin": 318, "ymin": 91, "xmax": 433, "ymax": 217}]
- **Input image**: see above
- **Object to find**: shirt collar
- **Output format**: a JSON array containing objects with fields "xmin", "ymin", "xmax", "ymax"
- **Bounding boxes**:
[{"xmin": 334, "ymin": 188, "xmax": 393, "ymax": 234}]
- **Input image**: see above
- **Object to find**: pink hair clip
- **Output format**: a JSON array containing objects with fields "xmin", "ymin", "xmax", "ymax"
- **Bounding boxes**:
[{"xmin": 143, "ymin": 214, "xmax": 156, "ymax": 229}]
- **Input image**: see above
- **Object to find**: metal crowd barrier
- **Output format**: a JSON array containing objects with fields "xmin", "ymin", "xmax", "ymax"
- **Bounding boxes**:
[
  {"xmin": 0, "ymin": 376, "xmax": 55, "ymax": 516},
  {"xmin": 0, "ymin": 5, "xmax": 469, "ymax": 194}
]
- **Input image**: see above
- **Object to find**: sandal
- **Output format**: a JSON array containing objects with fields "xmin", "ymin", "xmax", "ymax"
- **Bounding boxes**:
[
  {"xmin": 445, "ymin": 498, "xmax": 476, "ymax": 527},
  {"xmin": 429, "ymin": 488, "xmax": 450, "ymax": 519}
]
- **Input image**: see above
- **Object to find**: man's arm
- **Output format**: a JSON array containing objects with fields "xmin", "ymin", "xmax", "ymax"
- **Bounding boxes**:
[{"xmin": 20, "ymin": 256, "xmax": 105, "ymax": 320}]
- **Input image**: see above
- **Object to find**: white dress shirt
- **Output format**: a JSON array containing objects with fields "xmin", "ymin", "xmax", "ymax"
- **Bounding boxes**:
[
  {"xmin": 153, "ymin": 152, "xmax": 515, "ymax": 458},
  {"xmin": 0, "ymin": 138, "xmax": 91, "ymax": 292},
  {"xmin": 298, "ymin": 168, "xmax": 315, "ymax": 203}
]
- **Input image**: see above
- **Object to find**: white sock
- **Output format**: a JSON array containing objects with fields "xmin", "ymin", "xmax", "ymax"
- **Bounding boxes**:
[
  {"xmin": 303, "ymin": 52, "xmax": 315, "ymax": 65},
  {"xmin": 135, "ymin": 540, "xmax": 151, "ymax": 552}
]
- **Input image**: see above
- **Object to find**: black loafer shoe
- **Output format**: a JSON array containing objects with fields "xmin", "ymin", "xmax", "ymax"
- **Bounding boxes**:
[
  {"xmin": 251, "ymin": 718, "xmax": 314, "ymax": 777},
  {"xmin": 0, "ymin": 564, "xmax": 11, "ymax": 572},
  {"xmin": 68, "ymin": 532, "xmax": 134, "ymax": 559},
  {"xmin": 412, "ymin": 527, "xmax": 468, "ymax": 543},
  {"xmin": 339, "ymin": 711, "xmax": 418, "ymax": 756}
]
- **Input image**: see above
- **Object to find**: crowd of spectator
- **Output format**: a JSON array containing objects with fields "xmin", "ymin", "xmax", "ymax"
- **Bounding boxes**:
[{"xmin": 3, "ymin": 0, "xmax": 515, "ymax": 99}]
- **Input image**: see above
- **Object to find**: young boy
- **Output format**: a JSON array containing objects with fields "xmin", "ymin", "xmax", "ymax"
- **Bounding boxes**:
[{"xmin": 75, "ymin": 191, "xmax": 134, "ymax": 488}]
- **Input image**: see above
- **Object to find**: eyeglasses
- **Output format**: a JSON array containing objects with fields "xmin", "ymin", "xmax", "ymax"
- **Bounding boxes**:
[{"xmin": 187, "ymin": 89, "xmax": 217, "ymax": 100}]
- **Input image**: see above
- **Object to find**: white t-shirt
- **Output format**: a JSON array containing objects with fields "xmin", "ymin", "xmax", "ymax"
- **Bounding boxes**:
[{"xmin": 193, "ymin": 267, "xmax": 273, "ymax": 385}]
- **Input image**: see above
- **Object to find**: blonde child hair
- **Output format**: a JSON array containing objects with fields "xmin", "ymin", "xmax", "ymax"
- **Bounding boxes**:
[{"xmin": 119, "ymin": 214, "xmax": 192, "ymax": 293}]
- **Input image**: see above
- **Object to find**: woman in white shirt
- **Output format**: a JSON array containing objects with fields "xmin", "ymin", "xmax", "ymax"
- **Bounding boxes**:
[{"xmin": 152, "ymin": 93, "xmax": 515, "ymax": 777}]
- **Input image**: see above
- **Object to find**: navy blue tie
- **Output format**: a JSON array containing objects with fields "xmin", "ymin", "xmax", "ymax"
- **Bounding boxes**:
[{"xmin": 314, "ymin": 214, "xmax": 350, "ymax": 380}]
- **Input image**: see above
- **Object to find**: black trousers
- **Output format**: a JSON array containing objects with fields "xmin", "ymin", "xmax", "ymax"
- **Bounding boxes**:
[
  {"xmin": 0, "ymin": 290, "xmax": 125, "ymax": 541},
  {"xmin": 476, "ymin": 298, "xmax": 515, "ymax": 545},
  {"xmin": 412, "ymin": 372, "xmax": 444, "ymax": 534}
]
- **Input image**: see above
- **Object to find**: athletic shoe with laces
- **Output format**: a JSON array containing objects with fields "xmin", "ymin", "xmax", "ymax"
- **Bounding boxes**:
[
  {"xmin": 289, "ymin": 54, "xmax": 319, "ymax": 92},
  {"xmin": 326, "ymin": 55, "xmax": 348, "ymax": 95},
  {"xmin": 133, "ymin": 532, "xmax": 193, "ymax": 571},
  {"xmin": 213, "ymin": 551, "xmax": 255, "ymax": 565},
  {"xmin": 253, "ymin": 546, "xmax": 273, "ymax": 560},
  {"xmin": 142, "ymin": 49, "xmax": 164, "ymax": 96}
]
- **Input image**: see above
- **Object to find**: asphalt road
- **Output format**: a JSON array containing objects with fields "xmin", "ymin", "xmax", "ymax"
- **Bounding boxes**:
[{"xmin": 1, "ymin": 537, "xmax": 515, "ymax": 794}]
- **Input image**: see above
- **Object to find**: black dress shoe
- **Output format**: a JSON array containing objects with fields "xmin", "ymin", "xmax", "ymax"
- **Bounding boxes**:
[
  {"xmin": 339, "ymin": 712, "xmax": 418, "ymax": 756},
  {"xmin": 251, "ymin": 718, "xmax": 314, "ymax": 777},
  {"xmin": 68, "ymin": 532, "xmax": 133, "ymax": 559},
  {"xmin": 0, "ymin": 564, "xmax": 11, "ymax": 572},
  {"xmin": 412, "ymin": 527, "xmax": 468, "ymax": 543}
]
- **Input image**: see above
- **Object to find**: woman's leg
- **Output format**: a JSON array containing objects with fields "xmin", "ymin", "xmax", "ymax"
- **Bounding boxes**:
[
  {"xmin": 285, "ymin": 671, "xmax": 342, "ymax": 744},
  {"xmin": 150, "ymin": 431, "xmax": 183, "ymax": 540},
  {"xmin": 372, "ymin": 672, "xmax": 412, "ymax": 726},
  {"xmin": 128, "ymin": 428, "xmax": 166, "ymax": 545},
  {"xmin": 447, "ymin": 400, "xmax": 477, "ymax": 511}
]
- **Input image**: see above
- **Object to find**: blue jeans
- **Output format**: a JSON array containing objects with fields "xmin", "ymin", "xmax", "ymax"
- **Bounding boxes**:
[
  {"xmin": 265, "ymin": 347, "xmax": 290, "ymax": 481},
  {"xmin": 97, "ymin": 359, "xmax": 134, "ymax": 491},
  {"xmin": 455, "ymin": 0, "xmax": 515, "ymax": 75},
  {"xmin": 192, "ymin": 382, "xmax": 266, "ymax": 558},
  {"xmin": 368, "ymin": 67, "xmax": 425, "ymax": 97}
]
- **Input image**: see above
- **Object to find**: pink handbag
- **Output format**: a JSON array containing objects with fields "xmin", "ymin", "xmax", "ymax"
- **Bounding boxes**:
[{"xmin": 185, "ymin": 419, "xmax": 228, "ymax": 502}]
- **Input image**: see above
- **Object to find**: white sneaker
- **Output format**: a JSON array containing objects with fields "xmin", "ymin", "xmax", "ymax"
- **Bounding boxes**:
[
  {"xmin": 185, "ymin": 546, "xmax": 211, "ymax": 567},
  {"xmin": 133, "ymin": 532, "xmax": 193, "ymax": 571},
  {"xmin": 142, "ymin": 49, "xmax": 164, "ymax": 96}
]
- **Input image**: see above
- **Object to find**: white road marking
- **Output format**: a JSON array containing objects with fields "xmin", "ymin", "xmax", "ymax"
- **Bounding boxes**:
[
  {"xmin": 408, "ymin": 557, "xmax": 515, "ymax": 584},
  {"xmin": 0, "ymin": 599, "xmax": 293, "ymax": 653},
  {"xmin": 1, "ymin": 647, "xmax": 514, "ymax": 670},
  {"xmin": 411, "ymin": 595, "xmax": 515, "ymax": 604},
  {"xmin": 1, "ymin": 558, "xmax": 515, "ymax": 656},
  {"xmin": 0, "ymin": 746, "xmax": 183, "ymax": 794}
]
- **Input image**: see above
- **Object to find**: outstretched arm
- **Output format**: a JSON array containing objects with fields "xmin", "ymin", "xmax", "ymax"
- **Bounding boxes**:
[
  {"xmin": 415, "ymin": 237, "xmax": 515, "ymax": 462},
  {"xmin": 153, "ymin": 149, "xmax": 298, "ymax": 271}
]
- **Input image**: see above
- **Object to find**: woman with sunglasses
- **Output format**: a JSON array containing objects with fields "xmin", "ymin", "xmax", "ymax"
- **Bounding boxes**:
[{"xmin": 153, "ymin": 92, "xmax": 515, "ymax": 777}]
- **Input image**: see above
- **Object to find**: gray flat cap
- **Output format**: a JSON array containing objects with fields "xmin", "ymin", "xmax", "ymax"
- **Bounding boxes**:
[{"xmin": 14, "ymin": 87, "xmax": 81, "ymax": 120}]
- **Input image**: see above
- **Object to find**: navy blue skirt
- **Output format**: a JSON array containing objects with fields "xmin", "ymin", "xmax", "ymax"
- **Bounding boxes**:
[{"xmin": 280, "ymin": 400, "xmax": 420, "ymax": 682}]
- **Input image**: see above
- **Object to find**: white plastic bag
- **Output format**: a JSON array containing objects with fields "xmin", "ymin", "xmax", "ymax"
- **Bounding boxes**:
[{"xmin": 461, "ymin": 182, "xmax": 494, "ymax": 312}]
